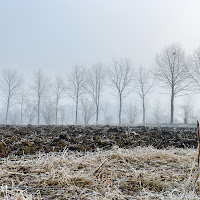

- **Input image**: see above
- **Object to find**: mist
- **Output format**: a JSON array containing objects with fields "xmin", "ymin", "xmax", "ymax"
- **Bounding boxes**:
[{"xmin": 0, "ymin": 0, "xmax": 200, "ymax": 125}]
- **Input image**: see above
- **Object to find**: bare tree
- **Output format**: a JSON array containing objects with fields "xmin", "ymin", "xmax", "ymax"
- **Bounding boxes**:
[
  {"xmin": 102, "ymin": 101, "xmax": 110, "ymax": 124},
  {"xmin": 24, "ymin": 100, "xmax": 36, "ymax": 124},
  {"xmin": 0, "ymin": 69, "xmax": 22, "ymax": 124},
  {"xmin": 86, "ymin": 62, "xmax": 105, "ymax": 125},
  {"xmin": 53, "ymin": 74, "xmax": 65, "ymax": 125},
  {"xmin": 101, "ymin": 101, "xmax": 115, "ymax": 125},
  {"xmin": 31, "ymin": 69, "xmax": 50, "ymax": 125},
  {"xmin": 10, "ymin": 108, "xmax": 20, "ymax": 125},
  {"xmin": 41, "ymin": 100, "xmax": 55, "ymax": 125},
  {"xmin": 180, "ymin": 98, "xmax": 193, "ymax": 124},
  {"xmin": 65, "ymin": 65, "xmax": 85, "ymax": 125},
  {"xmin": 124, "ymin": 101, "xmax": 139, "ymax": 125},
  {"xmin": 19, "ymin": 92, "xmax": 24, "ymax": 125},
  {"xmin": 81, "ymin": 98, "xmax": 95, "ymax": 125},
  {"xmin": 17, "ymin": 88, "xmax": 29, "ymax": 125},
  {"xmin": 59, "ymin": 105, "xmax": 67, "ymax": 125},
  {"xmin": 152, "ymin": 100, "xmax": 164, "ymax": 124},
  {"xmin": 187, "ymin": 47, "xmax": 200, "ymax": 91},
  {"xmin": 105, "ymin": 115, "xmax": 114, "ymax": 125},
  {"xmin": 154, "ymin": 44, "xmax": 189, "ymax": 124},
  {"xmin": 135, "ymin": 66, "xmax": 154, "ymax": 124},
  {"xmin": 108, "ymin": 58, "xmax": 134, "ymax": 124}
]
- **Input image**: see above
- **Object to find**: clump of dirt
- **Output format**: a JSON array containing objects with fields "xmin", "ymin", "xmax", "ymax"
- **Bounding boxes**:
[{"xmin": 0, "ymin": 125, "xmax": 197, "ymax": 157}]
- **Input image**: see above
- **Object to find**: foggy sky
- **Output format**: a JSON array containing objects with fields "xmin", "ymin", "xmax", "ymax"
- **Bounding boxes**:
[
  {"xmin": 1, "ymin": 1, "xmax": 200, "ymax": 124},
  {"xmin": 0, "ymin": 0, "xmax": 200, "ymax": 79}
]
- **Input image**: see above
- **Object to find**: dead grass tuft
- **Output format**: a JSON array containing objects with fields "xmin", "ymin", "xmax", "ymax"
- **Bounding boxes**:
[{"xmin": 0, "ymin": 146, "xmax": 199, "ymax": 199}]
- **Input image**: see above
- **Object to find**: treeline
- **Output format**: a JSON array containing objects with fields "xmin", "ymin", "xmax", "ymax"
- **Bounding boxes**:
[{"xmin": 0, "ymin": 43, "xmax": 200, "ymax": 125}]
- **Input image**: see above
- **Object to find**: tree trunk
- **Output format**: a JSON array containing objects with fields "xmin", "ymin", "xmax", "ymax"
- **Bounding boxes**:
[
  {"xmin": 142, "ymin": 97, "xmax": 145, "ymax": 125},
  {"xmin": 55, "ymin": 100, "xmax": 58, "ymax": 125},
  {"xmin": 96, "ymin": 104, "xmax": 99, "ymax": 125},
  {"xmin": 5, "ymin": 97, "xmax": 10, "ymax": 124},
  {"xmin": 5, "ymin": 105, "xmax": 9, "ymax": 124},
  {"xmin": 37, "ymin": 101, "xmax": 40, "ymax": 125},
  {"xmin": 75, "ymin": 92, "xmax": 79, "ymax": 125},
  {"xmin": 170, "ymin": 93, "xmax": 174, "ymax": 124},
  {"xmin": 184, "ymin": 109, "xmax": 188, "ymax": 124},
  {"xmin": 55, "ymin": 107, "xmax": 58, "ymax": 125},
  {"xmin": 184, "ymin": 116, "xmax": 187, "ymax": 124},
  {"xmin": 75, "ymin": 101, "xmax": 78, "ymax": 125},
  {"xmin": 119, "ymin": 96, "xmax": 122, "ymax": 124},
  {"xmin": 20, "ymin": 96, "xmax": 24, "ymax": 125},
  {"xmin": 20, "ymin": 105, "xmax": 23, "ymax": 125}
]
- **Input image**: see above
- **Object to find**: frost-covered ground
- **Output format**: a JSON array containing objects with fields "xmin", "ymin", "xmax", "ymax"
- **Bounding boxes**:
[{"xmin": 1, "ymin": 146, "xmax": 200, "ymax": 199}]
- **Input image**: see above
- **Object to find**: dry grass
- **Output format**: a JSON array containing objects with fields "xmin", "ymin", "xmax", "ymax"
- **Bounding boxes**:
[{"xmin": 0, "ymin": 146, "xmax": 200, "ymax": 199}]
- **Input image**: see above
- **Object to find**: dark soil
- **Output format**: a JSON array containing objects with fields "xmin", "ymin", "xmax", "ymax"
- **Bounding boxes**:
[{"xmin": 0, "ymin": 125, "xmax": 197, "ymax": 157}]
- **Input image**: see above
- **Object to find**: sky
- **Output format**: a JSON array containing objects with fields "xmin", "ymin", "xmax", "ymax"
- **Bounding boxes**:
[
  {"xmin": 0, "ymin": 0, "xmax": 200, "ymax": 77},
  {"xmin": 0, "ymin": 0, "xmax": 200, "ymax": 124}
]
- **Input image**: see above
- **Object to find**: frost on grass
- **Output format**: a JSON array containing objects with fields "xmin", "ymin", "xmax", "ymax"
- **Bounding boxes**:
[{"xmin": 0, "ymin": 146, "xmax": 200, "ymax": 199}]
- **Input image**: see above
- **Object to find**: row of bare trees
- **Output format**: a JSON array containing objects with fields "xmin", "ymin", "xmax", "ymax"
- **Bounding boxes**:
[
  {"xmin": 0, "ymin": 63, "xmax": 152, "ymax": 125},
  {"xmin": 1, "ymin": 43, "xmax": 200, "ymax": 125}
]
